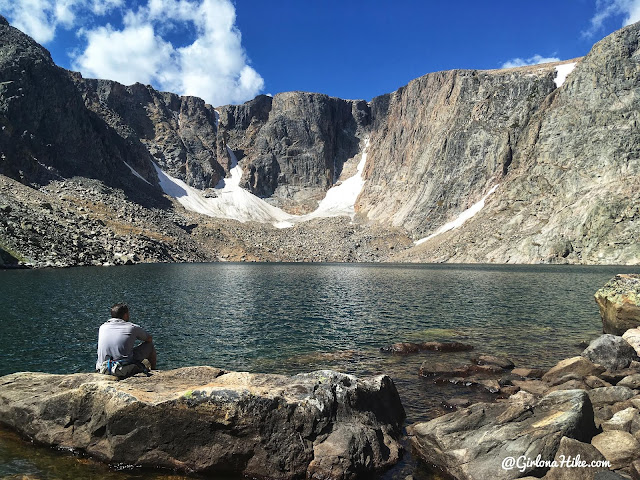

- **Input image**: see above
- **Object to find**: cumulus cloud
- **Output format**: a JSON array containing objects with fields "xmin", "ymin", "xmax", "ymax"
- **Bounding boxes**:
[
  {"xmin": 0, "ymin": 0, "xmax": 122, "ymax": 43},
  {"xmin": 0, "ymin": 0, "xmax": 264, "ymax": 106},
  {"xmin": 584, "ymin": 0, "xmax": 640, "ymax": 37},
  {"xmin": 501, "ymin": 54, "xmax": 561, "ymax": 69},
  {"xmin": 72, "ymin": 0, "xmax": 264, "ymax": 106},
  {"xmin": 75, "ymin": 23, "xmax": 174, "ymax": 86}
]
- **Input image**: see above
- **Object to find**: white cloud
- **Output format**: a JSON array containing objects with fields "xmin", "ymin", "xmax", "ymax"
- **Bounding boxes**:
[
  {"xmin": 501, "ymin": 54, "xmax": 561, "ymax": 69},
  {"xmin": 72, "ymin": 0, "xmax": 265, "ymax": 106},
  {"xmin": 584, "ymin": 0, "xmax": 640, "ymax": 37},
  {"xmin": 74, "ymin": 23, "xmax": 174, "ymax": 86},
  {"xmin": 0, "ymin": 0, "xmax": 264, "ymax": 105},
  {"xmin": 0, "ymin": 0, "xmax": 122, "ymax": 44},
  {"xmin": 90, "ymin": 0, "xmax": 123, "ymax": 16},
  {"xmin": 0, "ymin": 0, "xmax": 58, "ymax": 43}
]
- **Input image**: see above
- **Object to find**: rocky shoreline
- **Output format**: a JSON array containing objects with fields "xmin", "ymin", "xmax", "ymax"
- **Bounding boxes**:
[
  {"xmin": 408, "ymin": 331, "xmax": 640, "ymax": 480},
  {"xmin": 0, "ymin": 275, "xmax": 639, "ymax": 480},
  {"xmin": 404, "ymin": 274, "xmax": 640, "ymax": 480}
]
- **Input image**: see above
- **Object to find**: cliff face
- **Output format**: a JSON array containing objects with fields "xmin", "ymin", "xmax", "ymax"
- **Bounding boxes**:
[
  {"xmin": 395, "ymin": 21, "xmax": 639, "ymax": 264},
  {"xmin": 0, "ymin": 17, "xmax": 137, "ymax": 186},
  {"xmin": 74, "ymin": 80, "xmax": 371, "ymax": 214},
  {"xmin": 0, "ymin": 14, "xmax": 638, "ymax": 267},
  {"xmin": 218, "ymin": 92, "xmax": 370, "ymax": 212},
  {"xmin": 74, "ymin": 78, "xmax": 226, "ymax": 189},
  {"xmin": 358, "ymin": 67, "xmax": 557, "ymax": 235}
]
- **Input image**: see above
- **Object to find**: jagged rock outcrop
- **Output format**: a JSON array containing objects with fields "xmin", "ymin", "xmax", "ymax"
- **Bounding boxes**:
[
  {"xmin": 0, "ymin": 367, "xmax": 405, "ymax": 479},
  {"xmin": 74, "ymin": 78, "xmax": 226, "ymax": 189},
  {"xmin": 0, "ymin": 15, "xmax": 371, "ymax": 211},
  {"xmin": 0, "ymin": 17, "xmax": 159, "ymax": 192},
  {"xmin": 219, "ymin": 92, "xmax": 371, "ymax": 212}
]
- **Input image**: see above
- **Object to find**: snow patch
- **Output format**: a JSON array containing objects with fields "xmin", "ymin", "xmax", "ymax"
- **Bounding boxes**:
[
  {"xmin": 554, "ymin": 62, "xmax": 577, "ymax": 88},
  {"xmin": 153, "ymin": 149, "xmax": 292, "ymax": 224},
  {"xmin": 302, "ymin": 139, "xmax": 369, "ymax": 221},
  {"xmin": 153, "ymin": 140, "xmax": 371, "ymax": 227},
  {"xmin": 154, "ymin": 139, "xmax": 369, "ymax": 228},
  {"xmin": 123, "ymin": 161, "xmax": 152, "ymax": 185},
  {"xmin": 415, "ymin": 185, "xmax": 499, "ymax": 245}
]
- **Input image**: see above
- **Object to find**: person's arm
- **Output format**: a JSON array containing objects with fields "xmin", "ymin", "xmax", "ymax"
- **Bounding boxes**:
[{"xmin": 133, "ymin": 325, "xmax": 153, "ymax": 343}]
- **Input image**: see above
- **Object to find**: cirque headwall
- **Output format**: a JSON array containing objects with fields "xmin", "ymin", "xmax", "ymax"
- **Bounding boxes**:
[{"xmin": 0, "ymin": 15, "xmax": 638, "ymax": 267}]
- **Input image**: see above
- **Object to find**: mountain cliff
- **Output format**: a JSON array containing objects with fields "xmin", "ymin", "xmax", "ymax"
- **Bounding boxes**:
[
  {"xmin": 358, "ymin": 66, "xmax": 557, "ymax": 234},
  {"xmin": 0, "ymin": 15, "xmax": 638, "ymax": 267},
  {"xmin": 393, "ymin": 22, "xmax": 639, "ymax": 264}
]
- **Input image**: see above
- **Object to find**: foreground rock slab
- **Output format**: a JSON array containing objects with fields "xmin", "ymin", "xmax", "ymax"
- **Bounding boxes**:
[
  {"xmin": 408, "ymin": 389, "xmax": 597, "ymax": 480},
  {"xmin": 0, "ymin": 367, "xmax": 405, "ymax": 480}
]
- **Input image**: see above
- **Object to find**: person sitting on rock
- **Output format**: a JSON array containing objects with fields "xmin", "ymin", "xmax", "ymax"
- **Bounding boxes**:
[{"xmin": 96, "ymin": 303, "xmax": 157, "ymax": 375}]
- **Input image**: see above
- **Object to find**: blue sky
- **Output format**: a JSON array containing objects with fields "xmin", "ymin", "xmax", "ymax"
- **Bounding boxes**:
[{"xmin": 0, "ymin": 0, "xmax": 638, "ymax": 105}]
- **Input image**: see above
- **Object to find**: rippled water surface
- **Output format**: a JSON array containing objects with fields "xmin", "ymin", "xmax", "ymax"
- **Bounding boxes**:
[{"xmin": 1, "ymin": 262, "xmax": 637, "ymax": 479}]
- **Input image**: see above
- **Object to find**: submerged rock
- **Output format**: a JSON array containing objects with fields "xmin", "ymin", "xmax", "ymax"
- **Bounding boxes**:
[
  {"xmin": 0, "ymin": 367, "xmax": 405, "ymax": 479},
  {"xmin": 408, "ymin": 389, "xmax": 598, "ymax": 480},
  {"xmin": 595, "ymin": 275, "xmax": 640, "ymax": 335},
  {"xmin": 380, "ymin": 340, "xmax": 473, "ymax": 354},
  {"xmin": 419, "ymin": 361, "xmax": 503, "ymax": 378},
  {"xmin": 470, "ymin": 354, "xmax": 515, "ymax": 370},
  {"xmin": 443, "ymin": 397, "xmax": 472, "ymax": 410}
]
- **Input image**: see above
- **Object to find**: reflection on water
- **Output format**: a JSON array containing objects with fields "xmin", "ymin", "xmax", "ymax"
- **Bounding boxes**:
[
  {"xmin": 0, "ymin": 428, "xmax": 212, "ymax": 480},
  {"xmin": 1, "ymin": 262, "xmax": 637, "ymax": 479}
]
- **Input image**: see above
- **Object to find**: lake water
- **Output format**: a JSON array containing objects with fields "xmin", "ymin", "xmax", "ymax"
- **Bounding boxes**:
[{"xmin": 1, "ymin": 262, "xmax": 638, "ymax": 479}]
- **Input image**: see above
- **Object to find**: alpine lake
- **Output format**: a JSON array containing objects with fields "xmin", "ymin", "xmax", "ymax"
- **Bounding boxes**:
[{"xmin": 1, "ymin": 262, "xmax": 638, "ymax": 480}]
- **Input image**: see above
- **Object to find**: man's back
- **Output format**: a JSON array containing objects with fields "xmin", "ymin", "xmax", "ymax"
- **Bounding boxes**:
[{"xmin": 96, "ymin": 318, "xmax": 149, "ymax": 370}]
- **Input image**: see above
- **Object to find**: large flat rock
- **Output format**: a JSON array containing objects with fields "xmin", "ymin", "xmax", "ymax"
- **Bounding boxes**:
[{"xmin": 0, "ymin": 367, "xmax": 405, "ymax": 479}]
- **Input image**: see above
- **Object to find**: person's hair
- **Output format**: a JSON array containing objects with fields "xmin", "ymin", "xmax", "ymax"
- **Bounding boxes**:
[{"xmin": 111, "ymin": 303, "xmax": 129, "ymax": 319}]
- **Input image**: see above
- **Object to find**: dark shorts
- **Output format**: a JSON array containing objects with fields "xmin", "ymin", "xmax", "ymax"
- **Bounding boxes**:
[{"xmin": 133, "ymin": 342, "xmax": 155, "ymax": 362}]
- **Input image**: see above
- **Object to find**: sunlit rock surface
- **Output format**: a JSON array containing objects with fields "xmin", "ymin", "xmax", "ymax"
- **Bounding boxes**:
[{"xmin": 0, "ymin": 367, "xmax": 405, "ymax": 479}]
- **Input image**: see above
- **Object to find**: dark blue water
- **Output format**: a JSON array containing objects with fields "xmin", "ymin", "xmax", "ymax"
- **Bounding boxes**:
[{"xmin": 1, "ymin": 262, "xmax": 637, "ymax": 479}]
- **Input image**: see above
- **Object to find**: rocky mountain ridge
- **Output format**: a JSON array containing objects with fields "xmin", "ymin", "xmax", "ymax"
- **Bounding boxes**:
[{"xmin": 0, "ymin": 15, "xmax": 638, "ymax": 267}]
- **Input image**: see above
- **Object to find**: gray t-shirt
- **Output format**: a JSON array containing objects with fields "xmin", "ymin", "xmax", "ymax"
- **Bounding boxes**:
[{"xmin": 96, "ymin": 318, "xmax": 149, "ymax": 370}]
